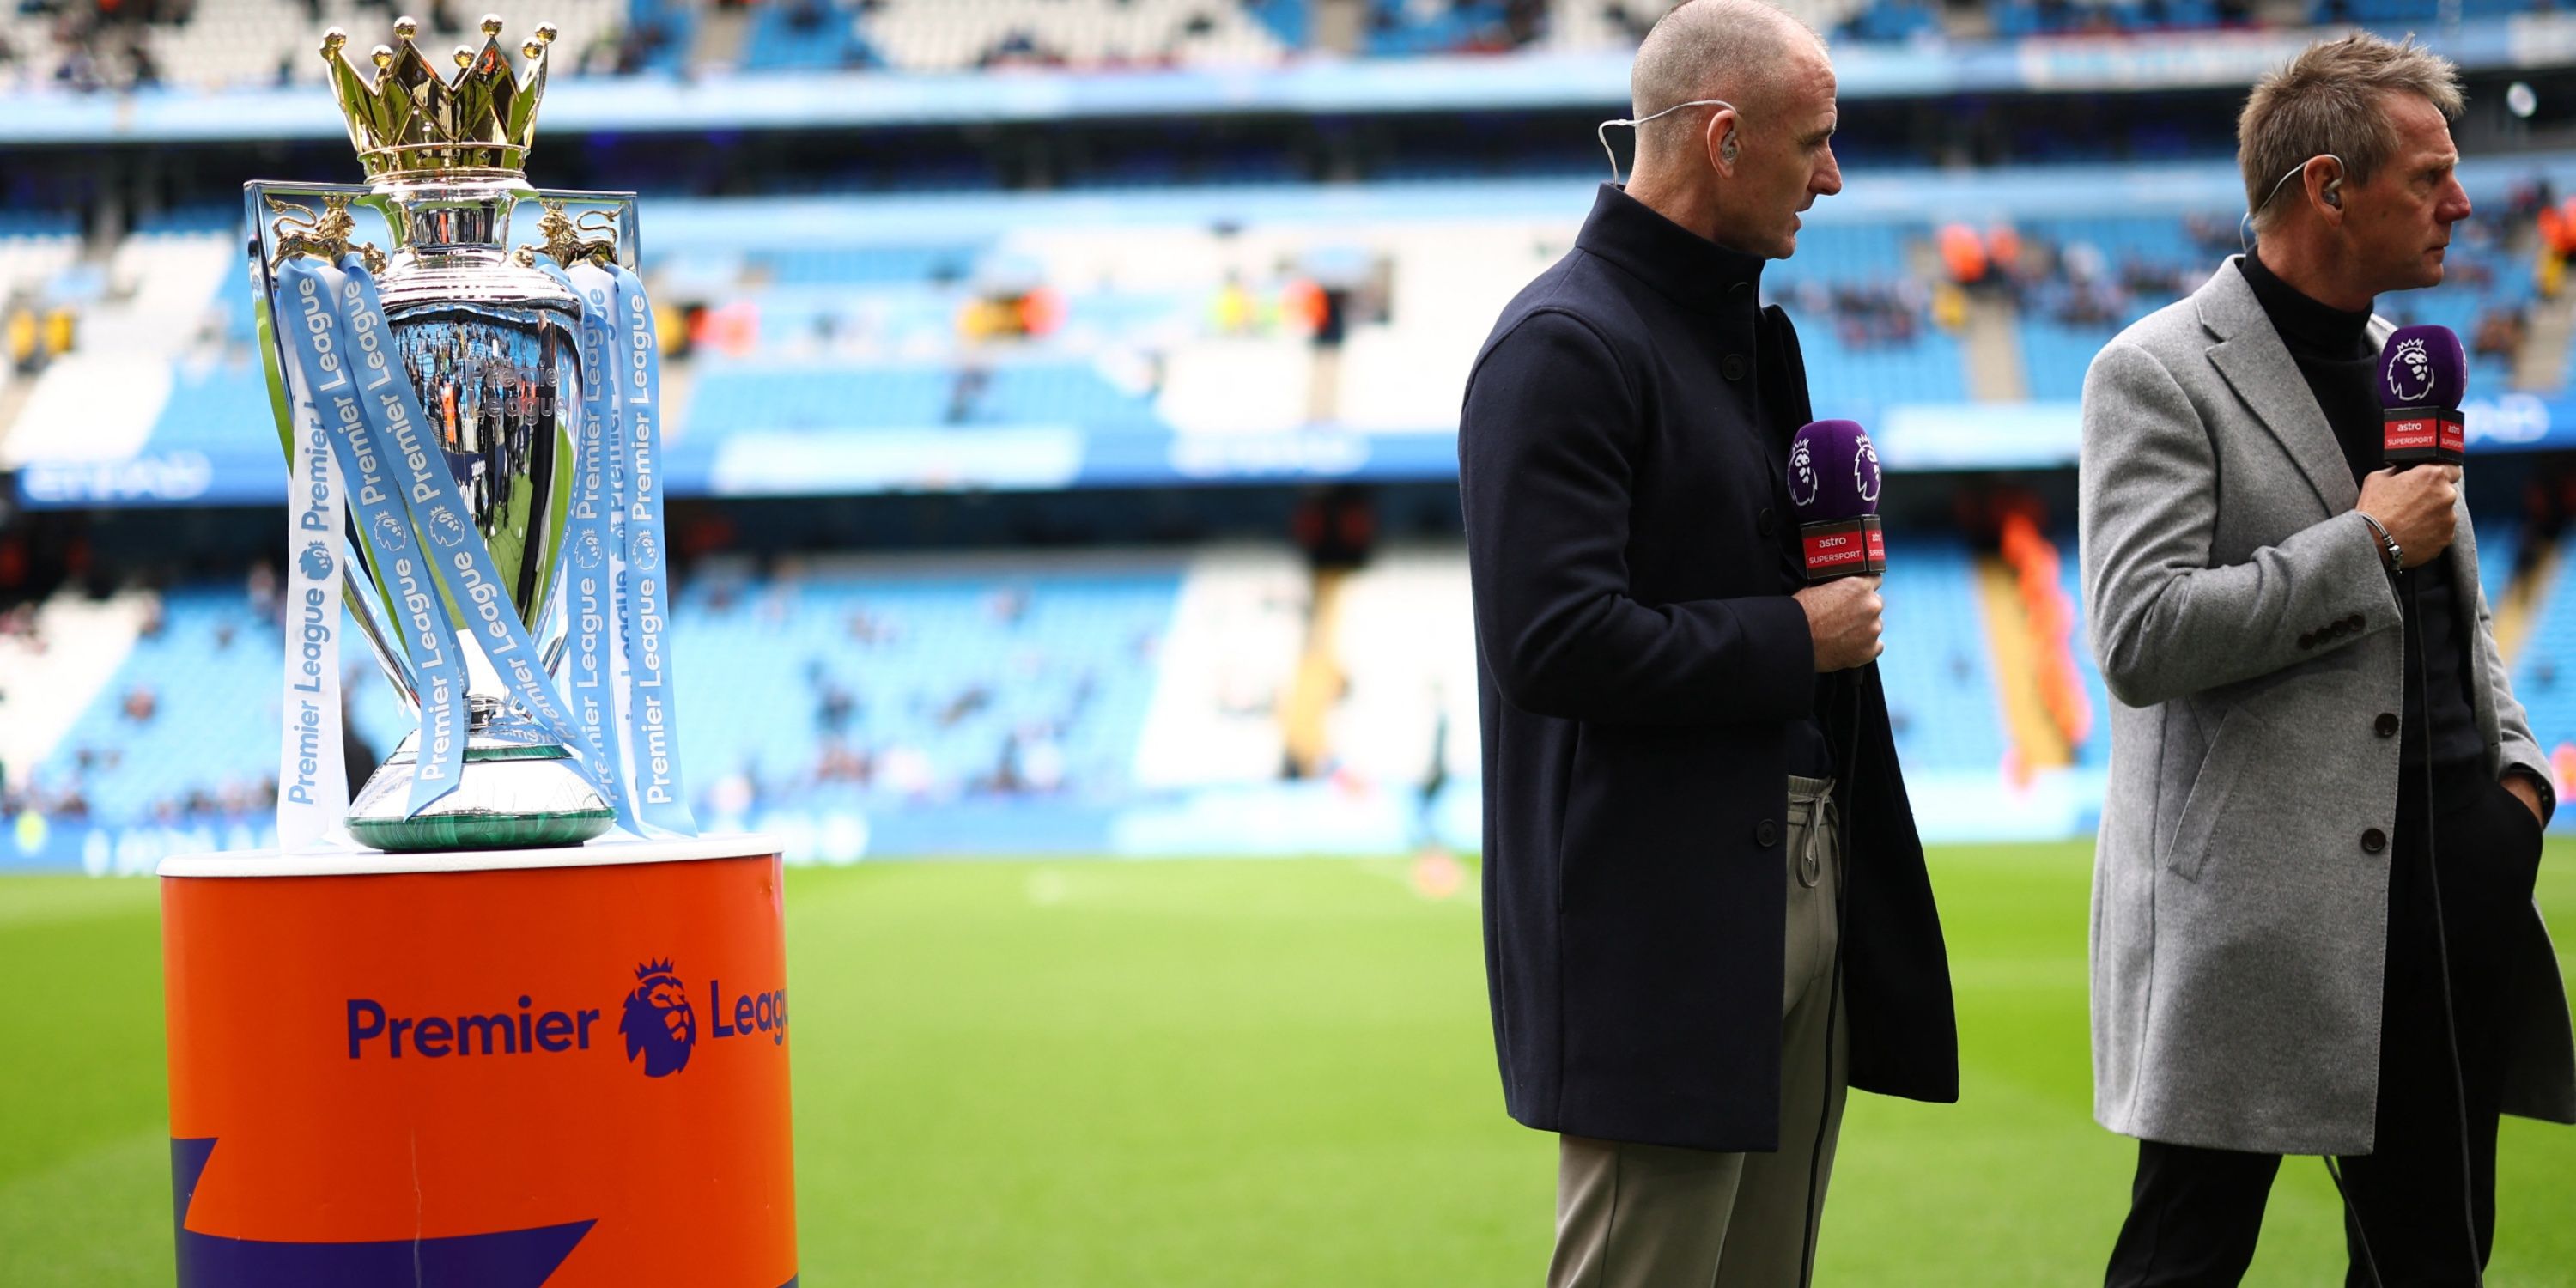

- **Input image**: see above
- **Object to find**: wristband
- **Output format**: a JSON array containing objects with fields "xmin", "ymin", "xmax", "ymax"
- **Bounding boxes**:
[{"xmin": 2356, "ymin": 511, "xmax": 2403, "ymax": 574}]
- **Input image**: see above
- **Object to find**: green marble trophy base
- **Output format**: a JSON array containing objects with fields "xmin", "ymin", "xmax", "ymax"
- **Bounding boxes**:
[{"xmin": 346, "ymin": 739, "xmax": 615, "ymax": 853}]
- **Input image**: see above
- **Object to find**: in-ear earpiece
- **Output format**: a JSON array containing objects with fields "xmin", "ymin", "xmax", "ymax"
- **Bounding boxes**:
[
  {"xmin": 1721, "ymin": 134, "xmax": 1740, "ymax": 163},
  {"xmin": 2323, "ymin": 179, "xmax": 2342, "ymax": 210}
]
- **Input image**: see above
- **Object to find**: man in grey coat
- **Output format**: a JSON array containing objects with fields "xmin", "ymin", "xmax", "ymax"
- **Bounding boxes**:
[{"xmin": 2080, "ymin": 33, "xmax": 2575, "ymax": 1285}]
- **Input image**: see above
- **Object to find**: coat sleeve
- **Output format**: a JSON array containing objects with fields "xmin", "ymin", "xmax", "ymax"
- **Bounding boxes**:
[
  {"xmin": 1458, "ymin": 308, "xmax": 1814, "ymax": 726},
  {"xmin": 2078, "ymin": 338, "xmax": 2401, "ymax": 709}
]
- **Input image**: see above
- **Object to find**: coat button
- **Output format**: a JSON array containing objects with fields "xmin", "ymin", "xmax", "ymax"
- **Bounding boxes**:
[
  {"xmin": 2375, "ymin": 712, "xmax": 2399, "ymax": 738},
  {"xmin": 2347, "ymin": 613, "xmax": 2364, "ymax": 631},
  {"xmin": 2330, "ymin": 619, "xmax": 2349, "ymax": 637},
  {"xmin": 1756, "ymin": 818, "xmax": 1779, "ymax": 848},
  {"xmin": 1721, "ymin": 354, "xmax": 1748, "ymax": 381},
  {"xmin": 2297, "ymin": 633, "xmax": 2315, "ymax": 650},
  {"xmin": 1757, "ymin": 507, "xmax": 1777, "ymax": 536},
  {"xmin": 2361, "ymin": 828, "xmax": 2387, "ymax": 854},
  {"xmin": 1728, "ymin": 280, "xmax": 1755, "ymax": 302}
]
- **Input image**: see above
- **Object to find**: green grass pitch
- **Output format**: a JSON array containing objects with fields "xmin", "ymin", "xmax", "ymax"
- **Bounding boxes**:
[{"xmin": 2, "ymin": 843, "xmax": 2572, "ymax": 1285}]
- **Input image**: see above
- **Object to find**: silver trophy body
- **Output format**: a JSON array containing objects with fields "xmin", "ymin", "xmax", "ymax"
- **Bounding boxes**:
[{"xmin": 246, "ymin": 175, "xmax": 632, "ymax": 850}]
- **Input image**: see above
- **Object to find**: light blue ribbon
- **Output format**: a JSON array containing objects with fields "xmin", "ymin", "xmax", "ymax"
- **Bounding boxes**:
[
  {"xmin": 606, "ymin": 264, "xmax": 696, "ymax": 835},
  {"xmin": 532, "ymin": 255, "xmax": 639, "ymax": 827},
  {"xmin": 331, "ymin": 256, "xmax": 604, "ymax": 793},
  {"xmin": 271, "ymin": 256, "xmax": 471, "ymax": 814}
]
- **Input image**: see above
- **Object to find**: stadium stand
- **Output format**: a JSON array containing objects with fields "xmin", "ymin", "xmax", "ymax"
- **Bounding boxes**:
[
  {"xmin": 1878, "ymin": 537, "xmax": 2009, "ymax": 775},
  {"xmin": 3, "ymin": 526, "xmax": 2046, "ymax": 833},
  {"xmin": 1321, "ymin": 543, "xmax": 1477, "ymax": 787},
  {"xmin": 2514, "ymin": 548, "xmax": 2576, "ymax": 774},
  {"xmin": 857, "ymin": 0, "xmax": 1288, "ymax": 71},
  {"xmin": 0, "ymin": 0, "xmax": 628, "ymax": 94},
  {"xmin": 2057, "ymin": 541, "xmax": 2114, "ymax": 769},
  {"xmin": 16, "ymin": 554, "xmax": 1193, "ymax": 829},
  {"xmin": 1131, "ymin": 545, "xmax": 1307, "ymax": 788},
  {"xmin": 9, "ymin": 3, "xmax": 2576, "ymax": 861}
]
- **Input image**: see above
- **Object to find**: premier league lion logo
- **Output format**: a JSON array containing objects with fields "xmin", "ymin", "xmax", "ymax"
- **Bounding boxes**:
[
  {"xmin": 620, "ymin": 958, "xmax": 696, "ymax": 1078},
  {"xmin": 1854, "ymin": 437, "xmax": 1881, "ymax": 505},
  {"xmin": 2387, "ymin": 336, "xmax": 2435, "ymax": 404},
  {"xmin": 633, "ymin": 531, "xmax": 662, "ymax": 573},
  {"xmin": 574, "ymin": 529, "xmax": 604, "ymax": 570},
  {"xmin": 1786, "ymin": 436, "xmax": 1820, "ymax": 508},
  {"xmin": 297, "ymin": 540, "xmax": 333, "ymax": 584},
  {"xmin": 428, "ymin": 507, "xmax": 471, "ymax": 550},
  {"xmin": 370, "ymin": 511, "xmax": 410, "ymax": 554}
]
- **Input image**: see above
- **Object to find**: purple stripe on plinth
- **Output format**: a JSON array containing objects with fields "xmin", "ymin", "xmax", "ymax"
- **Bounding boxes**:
[{"xmin": 171, "ymin": 1138, "xmax": 594, "ymax": 1286}]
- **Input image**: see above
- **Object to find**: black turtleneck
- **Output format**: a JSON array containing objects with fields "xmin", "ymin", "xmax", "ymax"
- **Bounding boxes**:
[{"xmin": 2237, "ymin": 252, "xmax": 2484, "ymax": 770}]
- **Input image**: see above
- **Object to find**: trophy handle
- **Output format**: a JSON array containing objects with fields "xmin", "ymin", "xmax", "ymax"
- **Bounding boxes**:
[
  {"xmin": 243, "ymin": 180, "xmax": 420, "ymax": 710},
  {"xmin": 513, "ymin": 188, "xmax": 641, "ymax": 272}
]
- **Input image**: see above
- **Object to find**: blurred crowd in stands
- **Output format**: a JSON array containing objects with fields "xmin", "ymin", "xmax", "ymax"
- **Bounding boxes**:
[{"xmin": 0, "ymin": 0, "xmax": 2522, "ymax": 100}]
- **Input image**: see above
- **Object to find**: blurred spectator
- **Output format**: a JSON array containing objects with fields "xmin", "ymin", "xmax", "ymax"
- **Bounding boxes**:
[
  {"xmin": 817, "ymin": 682, "xmax": 856, "ymax": 733},
  {"xmin": 813, "ymin": 735, "xmax": 871, "ymax": 784},
  {"xmin": 120, "ymin": 684, "xmax": 155, "ymax": 722}
]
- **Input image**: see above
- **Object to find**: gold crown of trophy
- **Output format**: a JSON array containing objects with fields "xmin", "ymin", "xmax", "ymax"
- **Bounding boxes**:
[{"xmin": 248, "ymin": 15, "xmax": 647, "ymax": 851}]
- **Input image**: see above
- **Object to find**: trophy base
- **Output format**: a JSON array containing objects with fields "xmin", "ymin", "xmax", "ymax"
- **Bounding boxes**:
[{"xmin": 347, "ymin": 740, "xmax": 615, "ymax": 853}]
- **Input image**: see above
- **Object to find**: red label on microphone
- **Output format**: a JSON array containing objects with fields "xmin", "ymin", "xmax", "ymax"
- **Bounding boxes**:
[
  {"xmin": 1802, "ymin": 529, "xmax": 1862, "ymax": 569},
  {"xmin": 1801, "ymin": 516, "xmax": 1885, "ymax": 580},
  {"xmin": 2382, "ymin": 411, "xmax": 2464, "ymax": 462}
]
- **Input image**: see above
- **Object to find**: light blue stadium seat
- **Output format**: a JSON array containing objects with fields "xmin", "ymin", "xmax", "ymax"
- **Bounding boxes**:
[{"xmin": 1876, "ymin": 537, "xmax": 2009, "ymax": 774}]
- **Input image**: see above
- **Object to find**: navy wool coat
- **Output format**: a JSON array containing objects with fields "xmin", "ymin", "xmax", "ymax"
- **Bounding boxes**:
[{"xmin": 1457, "ymin": 185, "xmax": 1959, "ymax": 1152}]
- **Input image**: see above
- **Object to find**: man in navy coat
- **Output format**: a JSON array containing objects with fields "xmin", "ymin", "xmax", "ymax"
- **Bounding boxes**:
[{"xmin": 1456, "ymin": 3, "xmax": 1957, "ymax": 1283}]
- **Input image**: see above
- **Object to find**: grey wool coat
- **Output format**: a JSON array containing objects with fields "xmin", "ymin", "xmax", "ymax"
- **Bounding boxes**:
[{"xmin": 2077, "ymin": 258, "xmax": 2576, "ymax": 1156}]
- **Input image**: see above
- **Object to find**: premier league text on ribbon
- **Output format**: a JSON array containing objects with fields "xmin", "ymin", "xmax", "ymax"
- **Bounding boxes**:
[{"xmin": 277, "ymin": 260, "xmax": 469, "ymax": 814}]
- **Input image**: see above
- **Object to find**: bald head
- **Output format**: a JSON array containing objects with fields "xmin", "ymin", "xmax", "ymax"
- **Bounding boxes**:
[{"xmin": 1629, "ymin": 0, "xmax": 1826, "ymax": 171}]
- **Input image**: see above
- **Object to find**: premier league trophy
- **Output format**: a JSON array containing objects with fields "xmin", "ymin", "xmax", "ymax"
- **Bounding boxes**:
[{"xmin": 245, "ymin": 15, "xmax": 692, "ymax": 852}]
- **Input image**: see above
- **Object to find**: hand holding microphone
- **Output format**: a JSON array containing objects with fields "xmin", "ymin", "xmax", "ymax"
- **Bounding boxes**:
[
  {"xmin": 2360, "ymin": 325, "xmax": 2467, "ymax": 569},
  {"xmin": 1789, "ymin": 419, "xmax": 1886, "ymax": 671},
  {"xmin": 2357, "ymin": 465, "xmax": 2458, "ymax": 569}
]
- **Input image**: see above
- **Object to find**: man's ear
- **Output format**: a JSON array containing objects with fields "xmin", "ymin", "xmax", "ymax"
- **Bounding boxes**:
[
  {"xmin": 2309, "ymin": 156, "xmax": 2347, "ymax": 224},
  {"xmin": 1705, "ymin": 108, "xmax": 1741, "ymax": 177}
]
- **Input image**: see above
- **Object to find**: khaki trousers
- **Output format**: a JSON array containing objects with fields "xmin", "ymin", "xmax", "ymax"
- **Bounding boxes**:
[{"xmin": 1546, "ymin": 775, "xmax": 1850, "ymax": 1288}]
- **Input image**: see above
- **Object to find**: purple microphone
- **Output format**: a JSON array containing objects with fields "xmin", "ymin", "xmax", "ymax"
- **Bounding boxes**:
[
  {"xmin": 2379, "ymin": 324, "xmax": 2467, "ymax": 466},
  {"xmin": 1788, "ymin": 419, "xmax": 1885, "ymax": 581}
]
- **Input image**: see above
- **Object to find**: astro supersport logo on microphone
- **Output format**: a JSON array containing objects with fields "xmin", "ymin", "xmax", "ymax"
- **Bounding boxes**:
[{"xmin": 343, "ymin": 957, "xmax": 788, "ymax": 1075}]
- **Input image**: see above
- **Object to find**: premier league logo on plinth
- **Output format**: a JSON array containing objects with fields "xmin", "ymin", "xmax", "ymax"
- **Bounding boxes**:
[
  {"xmin": 621, "ymin": 958, "xmax": 696, "ymax": 1078},
  {"xmin": 245, "ymin": 14, "xmax": 693, "ymax": 852}
]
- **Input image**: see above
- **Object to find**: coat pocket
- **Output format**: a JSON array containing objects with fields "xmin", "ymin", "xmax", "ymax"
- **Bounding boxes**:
[{"xmin": 2162, "ymin": 702, "xmax": 2270, "ymax": 884}]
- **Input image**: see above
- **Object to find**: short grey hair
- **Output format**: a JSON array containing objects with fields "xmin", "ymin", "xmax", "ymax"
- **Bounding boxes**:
[
  {"xmin": 2239, "ymin": 32, "xmax": 2464, "ymax": 233},
  {"xmin": 1628, "ymin": 0, "xmax": 1824, "ymax": 168}
]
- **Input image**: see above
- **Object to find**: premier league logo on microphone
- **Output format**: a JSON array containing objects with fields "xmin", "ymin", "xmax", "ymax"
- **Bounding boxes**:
[
  {"xmin": 1854, "ymin": 436, "xmax": 1881, "ymax": 505},
  {"xmin": 2378, "ymin": 324, "xmax": 2467, "ymax": 465},
  {"xmin": 1788, "ymin": 436, "xmax": 1821, "ymax": 509},
  {"xmin": 2386, "ymin": 336, "xmax": 2435, "ymax": 405}
]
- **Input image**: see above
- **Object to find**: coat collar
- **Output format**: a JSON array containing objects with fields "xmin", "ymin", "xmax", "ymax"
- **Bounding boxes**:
[
  {"xmin": 2194, "ymin": 254, "xmax": 2392, "ymax": 514},
  {"xmin": 1575, "ymin": 183, "xmax": 1767, "ymax": 317}
]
